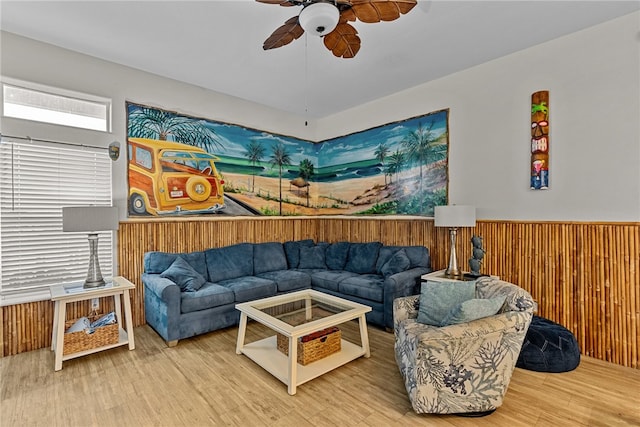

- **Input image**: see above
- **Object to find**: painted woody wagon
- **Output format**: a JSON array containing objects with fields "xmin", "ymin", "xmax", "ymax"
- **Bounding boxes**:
[{"xmin": 127, "ymin": 138, "xmax": 225, "ymax": 215}]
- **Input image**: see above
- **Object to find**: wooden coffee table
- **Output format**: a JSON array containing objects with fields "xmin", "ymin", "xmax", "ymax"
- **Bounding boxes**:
[{"xmin": 235, "ymin": 289, "xmax": 371, "ymax": 395}]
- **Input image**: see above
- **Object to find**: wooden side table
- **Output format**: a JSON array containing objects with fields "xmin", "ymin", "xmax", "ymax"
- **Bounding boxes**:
[
  {"xmin": 50, "ymin": 276, "xmax": 135, "ymax": 371},
  {"xmin": 422, "ymin": 269, "xmax": 500, "ymax": 283}
]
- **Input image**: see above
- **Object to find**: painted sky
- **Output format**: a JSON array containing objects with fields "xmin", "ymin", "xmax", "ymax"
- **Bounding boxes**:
[
  {"xmin": 204, "ymin": 121, "xmax": 318, "ymax": 165},
  {"xmin": 128, "ymin": 103, "xmax": 447, "ymax": 169},
  {"xmin": 317, "ymin": 110, "xmax": 448, "ymax": 167}
]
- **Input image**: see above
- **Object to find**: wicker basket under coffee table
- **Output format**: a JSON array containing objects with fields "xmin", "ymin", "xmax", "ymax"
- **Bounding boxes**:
[
  {"xmin": 277, "ymin": 326, "xmax": 342, "ymax": 365},
  {"xmin": 235, "ymin": 290, "xmax": 371, "ymax": 395}
]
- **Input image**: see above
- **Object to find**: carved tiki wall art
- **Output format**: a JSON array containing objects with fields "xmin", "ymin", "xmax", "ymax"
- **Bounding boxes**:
[{"xmin": 531, "ymin": 90, "xmax": 549, "ymax": 190}]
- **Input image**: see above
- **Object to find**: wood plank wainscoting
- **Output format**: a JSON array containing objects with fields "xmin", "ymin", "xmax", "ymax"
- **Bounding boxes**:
[{"xmin": 1, "ymin": 217, "xmax": 638, "ymax": 369}]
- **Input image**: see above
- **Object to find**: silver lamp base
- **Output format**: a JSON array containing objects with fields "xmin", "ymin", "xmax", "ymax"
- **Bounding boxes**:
[
  {"xmin": 84, "ymin": 233, "xmax": 106, "ymax": 288},
  {"xmin": 444, "ymin": 227, "xmax": 463, "ymax": 278}
]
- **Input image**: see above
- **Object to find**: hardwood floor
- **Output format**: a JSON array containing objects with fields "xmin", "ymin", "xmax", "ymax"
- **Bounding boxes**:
[{"xmin": 1, "ymin": 320, "xmax": 638, "ymax": 427}]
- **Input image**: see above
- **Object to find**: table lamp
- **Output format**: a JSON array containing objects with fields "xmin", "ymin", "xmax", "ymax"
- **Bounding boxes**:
[
  {"xmin": 434, "ymin": 205, "xmax": 476, "ymax": 278},
  {"xmin": 63, "ymin": 206, "xmax": 119, "ymax": 288}
]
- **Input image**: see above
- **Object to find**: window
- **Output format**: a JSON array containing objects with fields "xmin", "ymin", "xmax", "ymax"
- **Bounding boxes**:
[
  {"xmin": 2, "ymin": 78, "xmax": 111, "ymax": 132},
  {"xmin": 135, "ymin": 146, "xmax": 152, "ymax": 169},
  {"xmin": 0, "ymin": 138, "xmax": 113, "ymax": 305}
]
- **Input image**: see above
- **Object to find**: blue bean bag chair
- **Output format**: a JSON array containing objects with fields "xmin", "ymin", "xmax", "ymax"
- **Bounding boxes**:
[{"xmin": 516, "ymin": 315, "xmax": 580, "ymax": 372}]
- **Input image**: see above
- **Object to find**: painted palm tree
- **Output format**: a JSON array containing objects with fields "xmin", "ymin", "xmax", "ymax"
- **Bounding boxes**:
[
  {"xmin": 244, "ymin": 139, "xmax": 265, "ymax": 193},
  {"xmin": 298, "ymin": 158, "xmax": 315, "ymax": 207},
  {"xmin": 388, "ymin": 150, "xmax": 406, "ymax": 184},
  {"xmin": 374, "ymin": 142, "xmax": 390, "ymax": 185},
  {"xmin": 401, "ymin": 121, "xmax": 445, "ymax": 196},
  {"xmin": 128, "ymin": 105, "xmax": 222, "ymax": 152},
  {"xmin": 269, "ymin": 142, "xmax": 292, "ymax": 215}
]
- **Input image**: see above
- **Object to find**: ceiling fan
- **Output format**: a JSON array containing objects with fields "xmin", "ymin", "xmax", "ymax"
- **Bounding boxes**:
[{"xmin": 257, "ymin": 0, "xmax": 418, "ymax": 59}]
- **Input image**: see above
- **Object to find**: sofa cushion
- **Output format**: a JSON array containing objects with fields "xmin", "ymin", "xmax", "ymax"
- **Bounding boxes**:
[
  {"xmin": 310, "ymin": 270, "xmax": 359, "ymax": 292},
  {"xmin": 379, "ymin": 249, "xmax": 411, "ymax": 278},
  {"xmin": 344, "ymin": 242, "xmax": 382, "ymax": 274},
  {"xmin": 299, "ymin": 245, "xmax": 327, "ymax": 269},
  {"xmin": 338, "ymin": 274, "xmax": 385, "ymax": 302},
  {"xmin": 205, "ymin": 243, "xmax": 254, "ymax": 283},
  {"xmin": 325, "ymin": 242, "xmax": 350, "ymax": 270},
  {"xmin": 257, "ymin": 270, "xmax": 311, "ymax": 292},
  {"xmin": 283, "ymin": 239, "xmax": 315, "ymax": 269},
  {"xmin": 144, "ymin": 250, "xmax": 207, "ymax": 278},
  {"xmin": 180, "ymin": 282, "xmax": 235, "ymax": 313},
  {"xmin": 218, "ymin": 276, "xmax": 277, "ymax": 303},
  {"xmin": 160, "ymin": 256, "xmax": 206, "ymax": 292},
  {"xmin": 416, "ymin": 280, "xmax": 476, "ymax": 326},
  {"xmin": 253, "ymin": 242, "xmax": 288, "ymax": 275},
  {"xmin": 439, "ymin": 296, "xmax": 506, "ymax": 326}
]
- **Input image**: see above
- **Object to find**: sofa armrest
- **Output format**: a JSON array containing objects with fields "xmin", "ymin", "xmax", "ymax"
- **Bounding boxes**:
[
  {"xmin": 383, "ymin": 267, "xmax": 429, "ymax": 329},
  {"xmin": 142, "ymin": 273, "xmax": 181, "ymax": 342},
  {"xmin": 475, "ymin": 277, "xmax": 538, "ymax": 314},
  {"xmin": 143, "ymin": 273, "xmax": 180, "ymax": 301}
]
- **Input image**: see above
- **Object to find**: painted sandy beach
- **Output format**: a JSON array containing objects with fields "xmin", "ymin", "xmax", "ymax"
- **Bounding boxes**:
[{"xmin": 221, "ymin": 160, "xmax": 447, "ymax": 216}]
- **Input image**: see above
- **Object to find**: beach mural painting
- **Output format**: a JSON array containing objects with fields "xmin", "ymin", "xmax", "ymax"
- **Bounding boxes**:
[
  {"xmin": 126, "ymin": 102, "xmax": 449, "ymax": 216},
  {"xmin": 531, "ymin": 90, "xmax": 550, "ymax": 190}
]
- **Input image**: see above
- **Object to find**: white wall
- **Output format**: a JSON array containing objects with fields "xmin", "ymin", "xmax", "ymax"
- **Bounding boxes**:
[
  {"xmin": 2, "ymin": 11, "xmax": 639, "ymax": 223},
  {"xmin": 0, "ymin": 31, "xmax": 315, "ymax": 217},
  {"xmin": 316, "ymin": 12, "xmax": 640, "ymax": 222}
]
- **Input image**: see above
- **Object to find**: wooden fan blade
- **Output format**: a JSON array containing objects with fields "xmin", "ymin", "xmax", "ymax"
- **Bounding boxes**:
[
  {"xmin": 349, "ymin": 0, "xmax": 417, "ymax": 23},
  {"xmin": 323, "ymin": 23, "xmax": 361, "ymax": 59},
  {"xmin": 263, "ymin": 16, "xmax": 304, "ymax": 50},
  {"xmin": 255, "ymin": 0, "xmax": 296, "ymax": 6}
]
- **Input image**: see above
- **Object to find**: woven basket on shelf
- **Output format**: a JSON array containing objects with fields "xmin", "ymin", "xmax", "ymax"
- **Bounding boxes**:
[
  {"xmin": 277, "ymin": 326, "xmax": 341, "ymax": 365},
  {"xmin": 63, "ymin": 313, "xmax": 119, "ymax": 355}
]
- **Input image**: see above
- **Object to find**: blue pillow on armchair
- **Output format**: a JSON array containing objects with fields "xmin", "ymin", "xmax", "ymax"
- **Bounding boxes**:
[
  {"xmin": 416, "ymin": 280, "xmax": 476, "ymax": 326},
  {"xmin": 439, "ymin": 296, "xmax": 506, "ymax": 326},
  {"xmin": 160, "ymin": 256, "xmax": 206, "ymax": 292}
]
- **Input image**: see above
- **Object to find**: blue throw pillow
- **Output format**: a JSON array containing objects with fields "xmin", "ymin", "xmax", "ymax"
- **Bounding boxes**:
[
  {"xmin": 253, "ymin": 242, "xmax": 287, "ymax": 274},
  {"xmin": 344, "ymin": 242, "xmax": 382, "ymax": 274},
  {"xmin": 380, "ymin": 249, "xmax": 411, "ymax": 278},
  {"xmin": 325, "ymin": 242, "xmax": 350, "ymax": 270},
  {"xmin": 416, "ymin": 280, "xmax": 476, "ymax": 326},
  {"xmin": 205, "ymin": 243, "xmax": 254, "ymax": 283},
  {"xmin": 144, "ymin": 250, "xmax": 207, "ymax": 277},
  {"xmin": 283, "ymin": 239, "xmax": 315, "ymax": 269},
  {"xmin": 298, "ymin": 245, "xmax": 327, "ymax": 269},
  {"xmin": 160, "ymin": 256, "xmax": 206, "ymax": 292},
  {"xmin": 440, "ymin": 296, "xmax": 506, "ymax": 326}
]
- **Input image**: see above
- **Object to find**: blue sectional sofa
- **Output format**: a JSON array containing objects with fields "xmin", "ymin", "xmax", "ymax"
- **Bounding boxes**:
[{"xmin": 142, "ymin": 240, "xmax": 431, "ymax": 346}]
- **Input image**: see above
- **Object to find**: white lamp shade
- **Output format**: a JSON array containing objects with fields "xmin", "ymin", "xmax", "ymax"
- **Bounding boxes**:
[
  {"xmin": 63, "ymin": 206, "xmax": 119, "ymax": 232},
  {"xmin": 299, "ymin": 2, "xmax": 339, "ymax": 36},
  {"xmin": 434, "ymin": 205, "xmax": 476, "ymax": 227}
]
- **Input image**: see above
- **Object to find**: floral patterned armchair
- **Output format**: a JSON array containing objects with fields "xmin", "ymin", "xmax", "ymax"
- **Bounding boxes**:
[{"xmin": 393, "ymin": 277, "xmax": 537, "ymax": 415}]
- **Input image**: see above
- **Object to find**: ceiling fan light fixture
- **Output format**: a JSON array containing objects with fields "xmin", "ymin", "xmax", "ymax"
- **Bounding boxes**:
[{"xmin": 299, "ymin": 2, "xmax": 339, "ymax": 37}]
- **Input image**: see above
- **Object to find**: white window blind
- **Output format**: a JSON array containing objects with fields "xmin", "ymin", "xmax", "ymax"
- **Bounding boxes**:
[{"xmin": 0, "ymin": 138, "xmax": 113, "ymax": 305}]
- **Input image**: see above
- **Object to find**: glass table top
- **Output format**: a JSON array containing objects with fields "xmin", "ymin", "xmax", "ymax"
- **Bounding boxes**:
[
  {"xmin": 236, "ymin": 290, "xmax": 370, "ymax": 331},
  {"xmin": 258, "ymin": 295, "xmax": 354, "ymax": 327}
]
